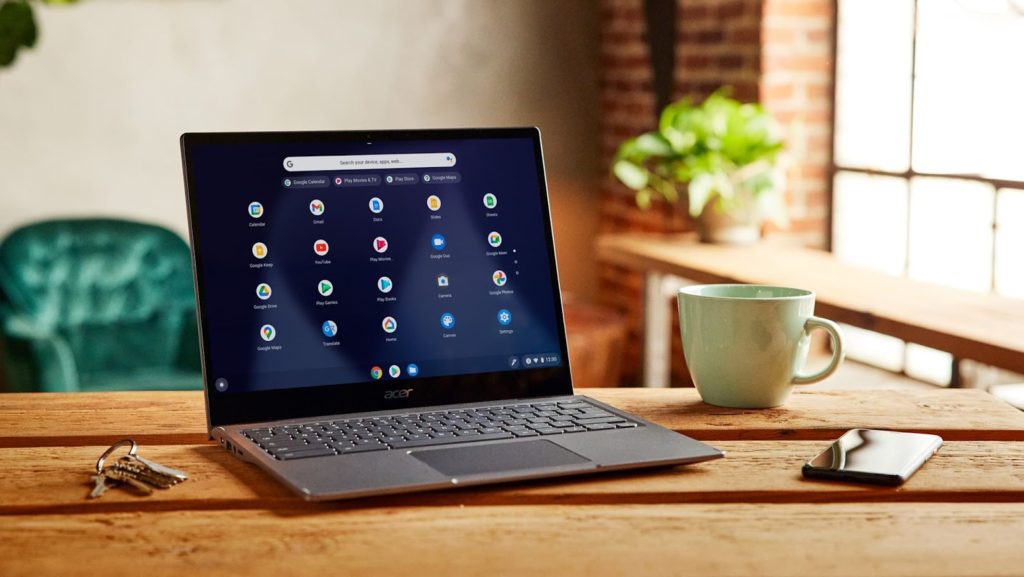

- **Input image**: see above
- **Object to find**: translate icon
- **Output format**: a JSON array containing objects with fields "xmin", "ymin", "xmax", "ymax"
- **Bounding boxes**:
[{"xmin": 321, "ymin": 320, "xmax": 338, "ymax": 338}]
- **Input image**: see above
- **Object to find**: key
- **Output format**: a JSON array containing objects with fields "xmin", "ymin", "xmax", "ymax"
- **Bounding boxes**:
[
  {"xmin": 88, "ymin": 474, "xmax": 110, "ymax": 499},
  {"xmin": 89, "ymin": 439, "xmax": 189, "ymax": 500},
  {"xmin": 110, "ymin": 459, "xmax": 180, "ymax": 489},
  {"xmin": 102, "ymin": 468, "xmax": 154, "ymax": 495},
  {"xmin": 134, "ymin": 455, "xmax": 188, "ymax": 481}
]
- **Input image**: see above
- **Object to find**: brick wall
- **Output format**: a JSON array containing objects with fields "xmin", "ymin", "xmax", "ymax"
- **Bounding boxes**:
[{"xmin": 598, "ymin": 0, "xmax": 834, "ymax": 386}]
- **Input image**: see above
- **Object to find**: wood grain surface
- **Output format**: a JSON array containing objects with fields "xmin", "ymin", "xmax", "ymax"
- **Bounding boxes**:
[
  {"xmin": 4, "ymin": 390, "xmax": 1024, "ymax": 577},
  {"xmin": 2, "ymin": 440, "xmax": 1024, "ymax": 514},
  {"xmin": 597, "ymin": 232, "xmax": 1024, "ymax": 373},
  {"xmin": 3, "ymin": 388, "xmax": 1022, "ymax": 448},
  {"xmin": 3, "ymin": 504, "xmax": 1024, "ymax": 577}
]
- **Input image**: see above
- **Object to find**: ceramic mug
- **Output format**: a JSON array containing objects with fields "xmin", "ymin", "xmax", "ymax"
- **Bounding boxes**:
[{"xmin": 678, "ymin": 284, "xmax": 845, "ymax": 409}]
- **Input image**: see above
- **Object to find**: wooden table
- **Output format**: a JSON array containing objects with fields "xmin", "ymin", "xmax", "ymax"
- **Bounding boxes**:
[
  {"xmin": 3, "ymin": 388, "xmax": 1024, "ymax": 577},
  {"xmin": 597, "ymin": 233, "xmax": 1024, "ymax": 388}
]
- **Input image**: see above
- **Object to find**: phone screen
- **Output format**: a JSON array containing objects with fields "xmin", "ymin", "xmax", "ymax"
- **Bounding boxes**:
[{"xmin": 803, "ymin": 429, "xmax": 942, "ymax": 485}]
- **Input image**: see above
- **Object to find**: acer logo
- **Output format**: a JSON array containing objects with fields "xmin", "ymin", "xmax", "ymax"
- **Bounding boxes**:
[{"xmin": 384, "ymin": 388, "xmax": 413, "ymax": 400}]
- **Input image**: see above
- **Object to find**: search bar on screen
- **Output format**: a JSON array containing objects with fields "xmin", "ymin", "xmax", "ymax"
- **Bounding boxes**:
[{"xmin": 283, "ymin": 153, "xmax": 456, "ymax": 172}]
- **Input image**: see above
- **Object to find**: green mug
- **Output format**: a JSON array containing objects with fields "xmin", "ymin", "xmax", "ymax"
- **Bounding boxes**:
[{"xmin": 678, "ymin": 284, "xmax": 845, "ymax": 409}]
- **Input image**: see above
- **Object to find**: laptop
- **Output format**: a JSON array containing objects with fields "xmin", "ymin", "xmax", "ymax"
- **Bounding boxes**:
[{"xmin": 180, "ymin": 128, "xmax": 722, "ymax": 501}]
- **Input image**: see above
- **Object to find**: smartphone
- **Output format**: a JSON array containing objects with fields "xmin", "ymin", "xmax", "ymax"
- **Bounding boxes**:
[{"xmin": 802, "ymin": 429, "xmax": 943, "ymax": 486}]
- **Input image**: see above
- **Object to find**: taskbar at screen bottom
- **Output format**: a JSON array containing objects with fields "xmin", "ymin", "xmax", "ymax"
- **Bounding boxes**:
[{"xmin": 209, "ymin": 353, "xmax": 562, "ymax": 394}]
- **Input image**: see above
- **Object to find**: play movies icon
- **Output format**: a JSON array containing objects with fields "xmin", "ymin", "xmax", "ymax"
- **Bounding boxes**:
[
  {"xmin": 314, "ymin": 239, "xmax": 330, "ymax": 256},
  {"xmin": 373, "ymin": 236, "xmax": 389, "ymax": 253}
]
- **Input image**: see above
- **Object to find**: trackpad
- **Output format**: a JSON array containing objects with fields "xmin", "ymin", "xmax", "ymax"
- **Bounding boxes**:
[{"xmin": 411, "ymin": 440, "xmax": 593, "ymax": 477}]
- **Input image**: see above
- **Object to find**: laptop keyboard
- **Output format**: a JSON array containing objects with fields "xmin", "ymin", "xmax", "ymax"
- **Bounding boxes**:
[{"xmin": 242, "ymin": 398, "xmax": 641, "ymax": 461}]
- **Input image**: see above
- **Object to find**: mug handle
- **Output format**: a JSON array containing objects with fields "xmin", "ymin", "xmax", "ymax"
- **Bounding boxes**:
[{"xmin": 792, "ymin": 316, "xmax": 845, "ymax": 385}]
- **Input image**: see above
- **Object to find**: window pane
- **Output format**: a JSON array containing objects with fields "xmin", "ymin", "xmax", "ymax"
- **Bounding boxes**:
[
  {"xmin": 995, "ymin": 188, "xmax": 1024, "ymax": 298},
  {"xmin": 841, "ymin": 324, "xmax": 906, "ymax": 373},
  {"xmin": 834, "ymin": 0, "xmax": 913, "ymax": 171},
  {"xmin": 913, "ymin": 0, "xmax": 1024, "ymax": 180},
  {"xmin": 907, "ymin": 177, "xmax": 994, "ymax": 292},
  {"xmin": 832, "ymin": 171, "xmax": 908, "ymax": 276},
  {"xmin": 905, "ymin": 343, "xmax": 953, "ymax": 386}
]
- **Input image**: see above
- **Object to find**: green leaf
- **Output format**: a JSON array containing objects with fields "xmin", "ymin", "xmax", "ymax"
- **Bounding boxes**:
[
  {"xmin": 612, "ymin": 160, "xmax": 649, "ymax": 191},
  {"xmin": 0, "ymin": 1, "xmax": 37, "ymax": 48},
  {"xmin": 0, "ymin": 0, "xmax": 37, "ymax": 67},
  {"xmin": 635, "ymin": 188, "xmax": 652, "ymax": 210},
  {"xmin": 687, "ymin": 173, "xmax": 715, "ymax": 217},
  {"xmin": 634, "ymin": 133, "xmax": 672, "ymax": 157}
]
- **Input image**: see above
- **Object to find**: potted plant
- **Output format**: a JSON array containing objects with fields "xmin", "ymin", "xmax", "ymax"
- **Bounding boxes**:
[{"xmin": 612, "ymin": 90, "xmax": 786, "ymax": 244}]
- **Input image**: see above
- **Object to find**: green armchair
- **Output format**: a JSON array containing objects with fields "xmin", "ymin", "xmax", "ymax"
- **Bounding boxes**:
[{"xmin": 0, "ymin": 219, "xmax": 202, "ymax": 392}]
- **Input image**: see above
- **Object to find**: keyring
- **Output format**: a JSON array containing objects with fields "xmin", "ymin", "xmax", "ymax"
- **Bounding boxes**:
[{"xmin": 95, "ymin": 439, "xmax": 137, "ymax": 473}]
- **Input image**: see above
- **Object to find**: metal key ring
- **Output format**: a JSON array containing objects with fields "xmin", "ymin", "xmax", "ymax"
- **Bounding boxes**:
[{"xmin": 95, "ymin": 439, "xmax": 138, "ymax": 473}]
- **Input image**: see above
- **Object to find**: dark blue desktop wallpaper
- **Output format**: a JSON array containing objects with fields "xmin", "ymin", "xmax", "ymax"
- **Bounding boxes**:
[{"xmin": 189, "ymin": 136, "xmax": 563, "ymax": 394}]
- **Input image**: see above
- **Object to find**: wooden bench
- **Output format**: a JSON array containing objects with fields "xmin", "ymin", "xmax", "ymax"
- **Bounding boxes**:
[{"xmin": 597, "ymin": 232, "xmax": 1024, "ymax": 388}]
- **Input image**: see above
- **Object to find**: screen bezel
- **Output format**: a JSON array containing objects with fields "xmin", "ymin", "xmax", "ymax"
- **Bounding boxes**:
[{"xmin": 180, "ymin": 128, "xmax": 573, "ymax": 430}]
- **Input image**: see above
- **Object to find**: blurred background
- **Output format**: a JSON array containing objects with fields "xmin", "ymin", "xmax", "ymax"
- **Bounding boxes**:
[{"xmin": 2, "ymin": 0, "xmax": 1022, "ymax": 396}]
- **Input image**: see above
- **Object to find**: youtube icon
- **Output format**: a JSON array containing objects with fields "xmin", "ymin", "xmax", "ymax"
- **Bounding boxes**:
[
  {"xmin": 314, "ymin": 239, "xmax": 329, "ymax": 256},
  {"xmin": 373, "ymin": 236, "xmax": 389, "ymax": 254}
]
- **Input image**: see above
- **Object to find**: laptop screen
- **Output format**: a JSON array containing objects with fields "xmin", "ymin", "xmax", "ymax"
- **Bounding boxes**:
[{"xmin": 183, "ymin": 129, "xmax": 571, "ymax": 426}]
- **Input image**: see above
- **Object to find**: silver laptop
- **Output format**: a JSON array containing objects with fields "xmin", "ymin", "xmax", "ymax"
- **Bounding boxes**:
[{"xmin": 180, "ymin": 128, "xmax": 722, "ymax": 501}]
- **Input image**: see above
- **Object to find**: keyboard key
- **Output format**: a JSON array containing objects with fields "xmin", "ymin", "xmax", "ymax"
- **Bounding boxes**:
[
  {"xmin": 537, "ymin": 428, "xmax": 563, "ymax": 435},
  {"xmin": 276, "ymin": 447, "xmax": 337, "ymax": 460},
  {"xmin": 574, "ymin": 417, "xmax": 626, "ymax": 426},
  {"xmin": 585, "ymin": 423, "xmax": 617, "ymax": 431},
  {"xmin": 389, "ymin": 432, "xmax": 513, "ymax": 449},
  {"xmin": 336, "ymin": 443, "xmax": 388, "ymax": 454}
]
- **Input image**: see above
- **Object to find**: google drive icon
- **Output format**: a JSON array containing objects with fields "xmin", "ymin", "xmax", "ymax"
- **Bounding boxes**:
[{"xmin": 256, "ymin": 283, "xmax": 272, "ymax": 300}]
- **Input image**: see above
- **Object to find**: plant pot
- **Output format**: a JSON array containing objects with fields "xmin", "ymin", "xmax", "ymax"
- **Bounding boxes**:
[{"xmin": 694, "ymin": 198, "xmax": 762, "ymax": 245}]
